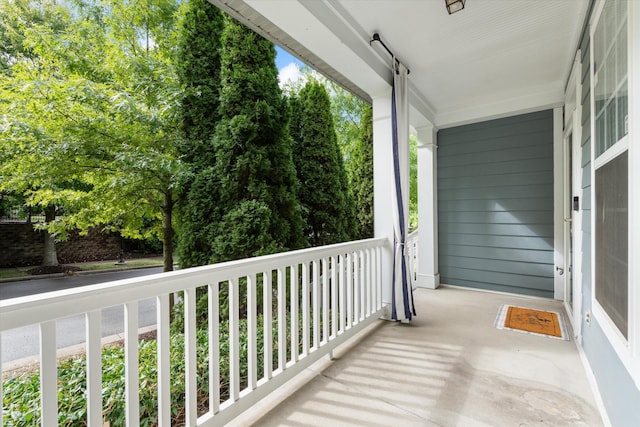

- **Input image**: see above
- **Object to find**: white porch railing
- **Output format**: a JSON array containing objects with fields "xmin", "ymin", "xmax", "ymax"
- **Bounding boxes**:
[
  {"xmin": 406, "ymin": 229, "xmax": 419, "ymax": 287},
  {"xmin": 0, "ymin": 237, "xmax": 387, "ymax": 426}
]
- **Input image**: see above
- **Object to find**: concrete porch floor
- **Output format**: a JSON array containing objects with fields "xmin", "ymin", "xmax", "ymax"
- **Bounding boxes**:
[{"xmin": 233, "ymin": 286, "xmax": 604, "ymax": 426}]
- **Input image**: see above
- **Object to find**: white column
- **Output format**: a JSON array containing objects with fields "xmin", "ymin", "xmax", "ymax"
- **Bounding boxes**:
[
  {"xmin": 416, "ymin": 125, "xmax": 440, "ymax": 289},
  {"xmin": 372, "ymin": 91, "xmax": 394, "ymax": 314}
]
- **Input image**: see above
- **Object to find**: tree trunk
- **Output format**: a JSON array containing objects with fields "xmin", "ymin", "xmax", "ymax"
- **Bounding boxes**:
[
  {"xmin": 42, "ymin": 205, "xmax": 58, "ymax": 266},
  {"xmin": 163, "ymin": 190, "xmax": 176, "ymax": 322},
  {"xmin": 162, "ymin": 190, "xmax": 174, "ymax": 272}
]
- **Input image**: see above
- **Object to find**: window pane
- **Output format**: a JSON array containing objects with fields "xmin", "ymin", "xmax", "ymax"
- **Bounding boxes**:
[
  {"xmin": 605, "ymin": 99, "xmax": 616, "ymax": 149},
  {"xmin": 616, "ymin": 0, "xmax": 627, "ymax": 32},
  {"xmin": 616, "ymin": 20, "xmax": 627, "ymax": 85},
  {"xmin": 617, "ymin": 78, "xmax": 628, "ymax": 138},
  {"xmin": 594, "ymin": 22, "xmax": 604, "ymax": 72},
  {"xmin": 595, "ymin": 152, "xmax": 628, "ymax": 338},
  {"xmin": 605, "ymin": 45, "xmax": 616, "ymax": 101},
  {"xmin": 596, "ymin": 111, "xmax": 606, "ymax": 156},
  {"xmin": 594, "ymin": 0, "xmax": 628, "ymax": 158}
]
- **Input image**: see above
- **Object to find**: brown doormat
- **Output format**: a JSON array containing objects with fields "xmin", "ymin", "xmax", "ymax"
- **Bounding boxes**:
[{"xmin": 494, "ymin": 304, "xmax": 569, "ymax": 340}]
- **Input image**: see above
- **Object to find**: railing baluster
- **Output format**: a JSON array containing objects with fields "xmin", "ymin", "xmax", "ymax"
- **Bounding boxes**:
[
  {"xmin": 230, "ymin": 278, "xmax": 240, "ymax": 401},
  {"xmin": 312, "ymin": 259, "xmax": 320, "ymax": 350},
  {"xmin": 360, "ymin": 250, "xmax": 365, "ymax": 319},
  {"xmin": 248, "ymin": 275, "xmax": 257, "ymax": 389},
  {"xmin": 367, "ymin": 249, "xmax": 376, "ymax": 314},
  {"xmin": 370, "ymin": 248, "xmax": 376, "ymax": 310},
  {"xmin": 330, "ymin": 255, "xmax": 337, "ymax": 339},
  {"xmin": 263, "ymin": 271, "xmax": 273, "ymax": 379},
  {"xmin": 290, "ymin": 264, "xmax": 299, "ymax": 363},
  {"xmin": 278, "ymin": 268, "xmax": 286, "ymax": 370},
  {"xmin": 40, "ymin": 321, "xmax": 57, "ymax": 426},
  {"xmin": 363, "ymin": 250, "xmax": 369, "ymax": 317},
  {"xmin": 86, "ymin": 310, "xmax": 102, "ymax": 426},
  {"xmin": 209, "ymin": 284, "xmax": 220, "ymax": 414},
  {"xmin": 302, "ymin": 262, "xmax": 309, "ymax": 356},
  {"xmin": 376, "ymin": 247, "xmax": 382, "ymax": 310},
  {"xmin": 353, "ymin": 252, "xmax": 360, "ymax": 325},
  {"xmin": 347, "ymin": 253, "xmax": 353, "ymax": 329},
  {"xmin": 185, "ymin": 287, "xmax": 197, "ymax": 425},
  {"xmin": 410, "ymin": 240, "xmax": 416, "ymax": 283},
  {"xmin": 415, "ymin": 239, "xmax": 419, "ymax": 285},
  {"xmin": 364, "ymin": 249, "xmax": 370, "ymax": 317},
  {"xmin": 124, "ymin": 302, "xmax": 140, "ymax": 427},
  {"xmin": 322, "ymin": 257, "xmax": 329, "ymax": 344},
  {"xmin": 339, "ymin": 254, "xmax": 345, "ymax": 334},
  {"xmin": 157, "ymin": 294, "xmax": 171, "ymax": 426}
]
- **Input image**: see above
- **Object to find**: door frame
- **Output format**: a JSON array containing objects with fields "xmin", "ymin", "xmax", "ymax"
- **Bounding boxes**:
[{"xmin": 563, "ymin": 51, "xmax": 583, "ymax": 340}]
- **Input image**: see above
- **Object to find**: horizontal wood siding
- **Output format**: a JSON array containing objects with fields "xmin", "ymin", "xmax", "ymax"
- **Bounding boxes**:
[{"xmin": 437, "ymin": 110, "xmax": 555, "ymax": 297}]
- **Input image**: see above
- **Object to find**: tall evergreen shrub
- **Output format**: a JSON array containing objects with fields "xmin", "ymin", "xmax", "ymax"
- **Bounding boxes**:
[
  {"xmin": 208, "ymin": 18, "xmax": 305, "ymax": 262},
  {"xmin": 291, "ymin": 80, "xmax": 356, "ymax": 246},
  {"xmin": 175, "ymin": 0, "xmax": 224, "ymax": 267},
  {"xmin": 348, "ymin": 105, "xmax": 374, "ymax": 239}
]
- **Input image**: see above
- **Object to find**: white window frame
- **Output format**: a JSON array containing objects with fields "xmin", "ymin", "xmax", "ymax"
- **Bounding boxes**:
[{"xmin": 590, "ymin": 0, "xmax": 640, "ymax": 388}]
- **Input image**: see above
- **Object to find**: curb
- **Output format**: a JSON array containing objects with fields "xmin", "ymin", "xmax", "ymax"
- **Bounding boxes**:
[{"xmin": 0, "ymin": 264, "xmax": 166, "ymax": 284}]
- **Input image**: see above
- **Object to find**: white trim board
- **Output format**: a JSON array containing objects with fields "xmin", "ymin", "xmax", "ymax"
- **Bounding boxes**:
[{"xmin": 553, "ymin": 107, "xmax": 566, "ymax": 301}]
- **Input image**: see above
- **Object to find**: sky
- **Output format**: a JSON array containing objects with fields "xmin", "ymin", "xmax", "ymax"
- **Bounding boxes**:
[{"xmin": 275, "ymin": 45, "xmax": 305, "ymax": 88}]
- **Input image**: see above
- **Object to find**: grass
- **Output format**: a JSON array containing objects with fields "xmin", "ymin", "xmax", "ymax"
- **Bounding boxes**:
[
  {"xmin": 0, "ymin": 257, "xmax": 163, "ymax": 281},
  {"xmin": 76, "ymin": 258, "xmax": 163, "ymax": 271},
  {"xmin": 0, "ymin": 270, "xmax": 30, "ymax": 280}
]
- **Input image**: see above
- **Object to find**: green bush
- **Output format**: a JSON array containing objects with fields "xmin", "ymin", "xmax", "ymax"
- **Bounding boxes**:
[{"xmin": 1, "ymin": 316, "xmax": 279, "ymax": 426}]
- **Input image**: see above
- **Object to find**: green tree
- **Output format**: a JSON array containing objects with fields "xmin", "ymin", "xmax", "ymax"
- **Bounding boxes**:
[
  {"xmin": 175, "ymin": 0, "xmax": 223, "ymax": 165},
  {"xmin": 290, "ymin": 80, "xmax": 356, "ymax": 245},
  {"xmin": 175, "ymin": 0, "xmax": 225, "ymax": 268},
  {"xmin": 409, "ymin": 134, "xmax": 418, "ymax": 231},
  {"xmin": 323, "ymin": 78, "xmax": 367, "ymax": 164},
  {"xmin": 0, "ymin": 0, "xmax": 69, "ymax": 76},
  {"xmin": 349, "ymin": 105, "xmax": 374, "ymax": 239},
  {"xmin": 206, "ymin": 17, "xmax": 305, "ymax": 262},
  {"xmin": 282, "ymin": 67, "xmax": 367, "ymax": 171},
  {"xmin": 0, "ymin": 0, "xmax": 77, "ymax": 266},
  {"xmin": 0, "ymin": 0, "xmax": 182, "ymax": 271}
]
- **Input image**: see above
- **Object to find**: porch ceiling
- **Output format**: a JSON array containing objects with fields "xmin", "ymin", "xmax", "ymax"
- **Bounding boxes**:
[{"xmin": 212, "ymin": 0, "xmax": 589, "ymax": 128}]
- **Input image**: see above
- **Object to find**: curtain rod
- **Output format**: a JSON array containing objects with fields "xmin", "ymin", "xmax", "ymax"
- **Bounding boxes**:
[{"xmin": 369, "ymin": 32, "xmax": 410, "ymax": 74}]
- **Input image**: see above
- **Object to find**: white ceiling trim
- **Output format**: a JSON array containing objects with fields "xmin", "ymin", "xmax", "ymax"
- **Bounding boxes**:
[
  {"xmin": 435, "ymin": 82, "xmax": 564, "ymax": 129},
  {"xmin": 299, "ymin": 0, "xmax": 436, "ymax": 125},
  {"xmin": 210, "ymin": 0, "xmax": 372, "ymax": 102}
]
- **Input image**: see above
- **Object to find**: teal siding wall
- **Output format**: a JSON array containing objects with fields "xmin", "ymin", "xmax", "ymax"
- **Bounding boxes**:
[
  {"xmin": 577, "ymin": 22, "xmax": 640, "ymax": 427},
  {"xmin": 437, "ymin": 110, "xmax": 554, "ymax": 298}
]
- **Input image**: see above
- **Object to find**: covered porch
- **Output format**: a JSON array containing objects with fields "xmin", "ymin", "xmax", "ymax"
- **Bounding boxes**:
[
  {"xmin": 209, "ymin": 0, "xmax": 639, "ymax": 424},
  {"xmin": 2, "ymin": 0, "xmax": 639, "ymax": 425},
  {"xmin": 234, "ymin": 286, "xmax": 603, "ymax": 426}
]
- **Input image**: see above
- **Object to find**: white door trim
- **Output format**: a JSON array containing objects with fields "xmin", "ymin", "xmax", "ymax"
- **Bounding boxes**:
[
  {"xmin": 553, "ymin": 108, "xmax": 565, "ymax": 301},
  {"xmin": 563, "ymin": 51, "xmax": 583, "ymax": 339}
]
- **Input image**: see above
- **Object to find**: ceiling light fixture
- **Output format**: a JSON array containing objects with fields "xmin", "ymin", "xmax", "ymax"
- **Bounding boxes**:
[{"xmin": 445, "ymin": 0, "xmax": 465, "ymax": 14}]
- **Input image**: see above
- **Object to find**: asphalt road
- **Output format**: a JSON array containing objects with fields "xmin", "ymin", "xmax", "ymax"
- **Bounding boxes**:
[
  {"xmin": 1, "ymin": 267, "xmax": 165, "ymax": 365},
  {"xmin": 0, "ymin": 267, "xmax": 164, "ymax": 300}
]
